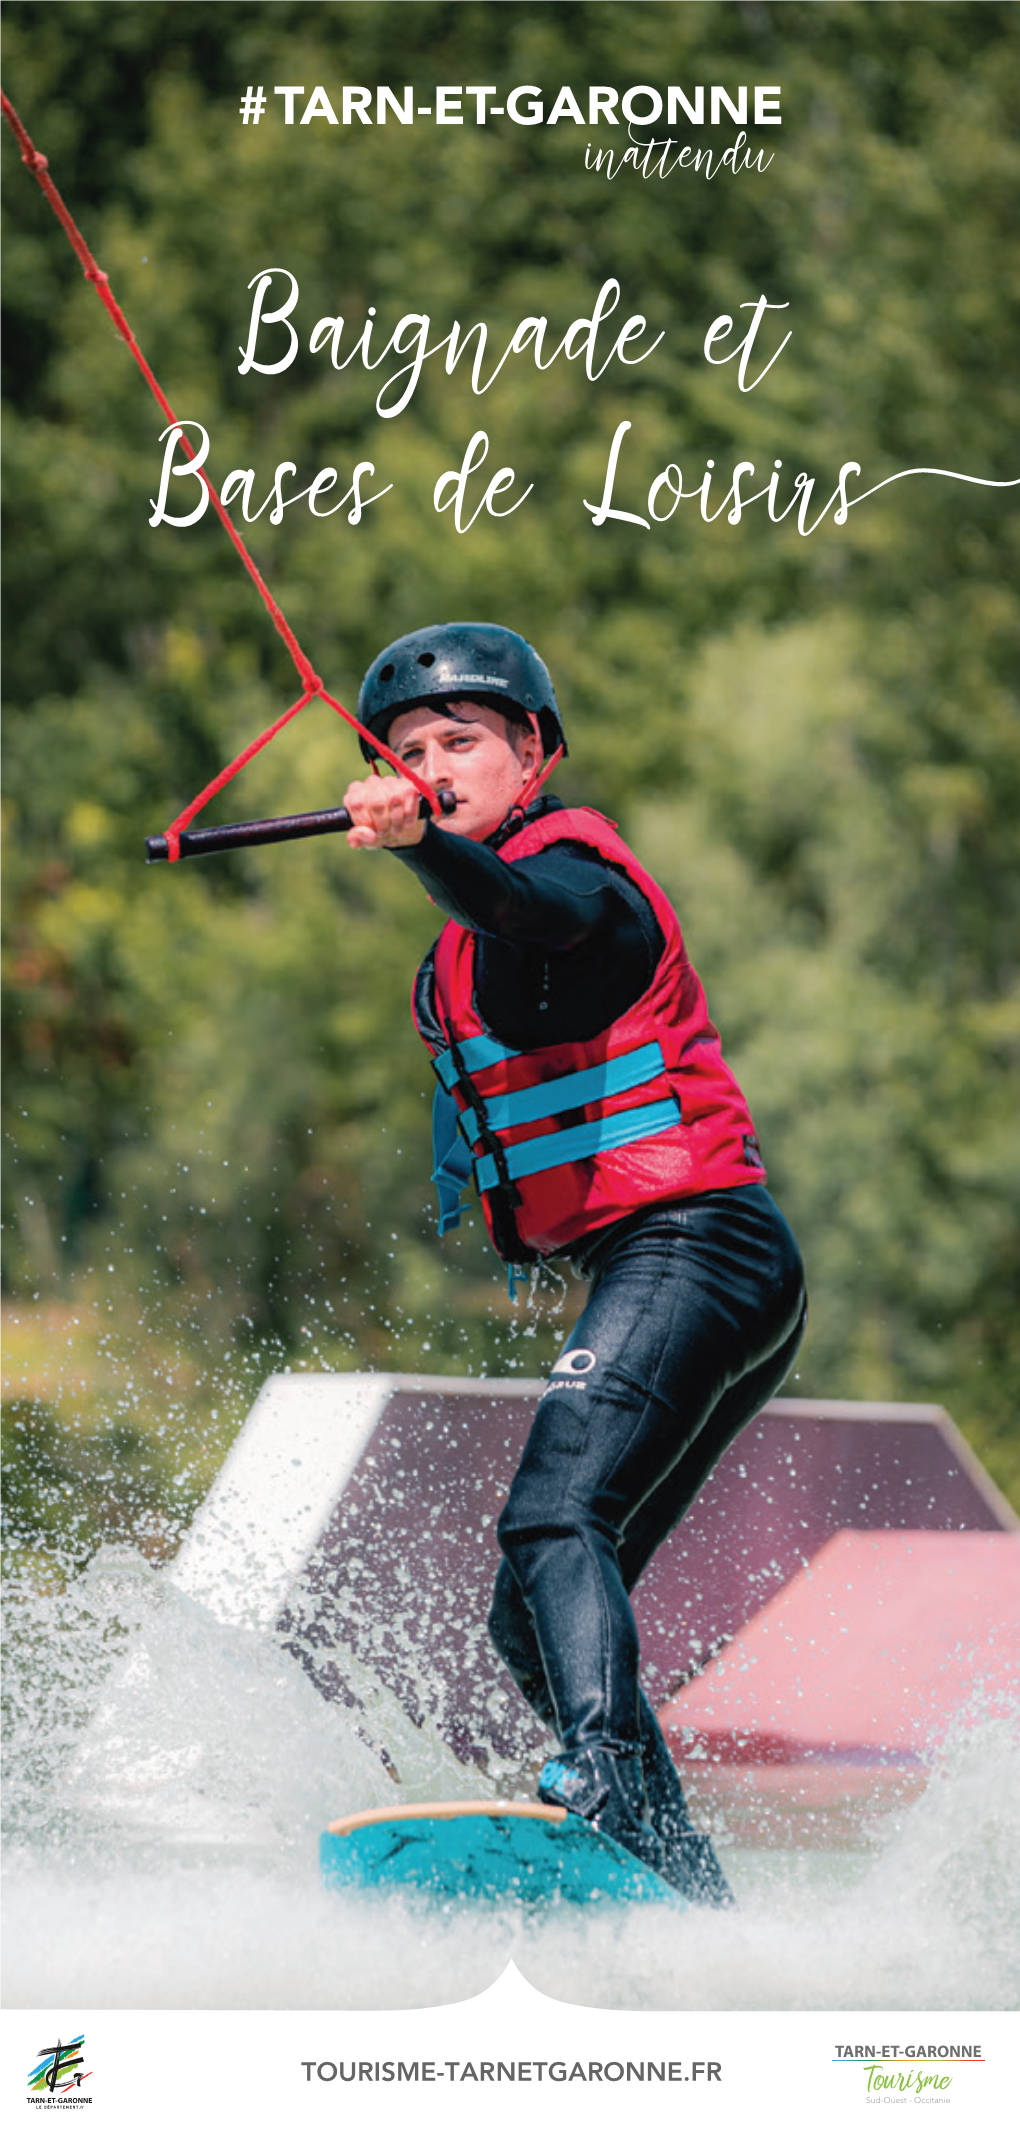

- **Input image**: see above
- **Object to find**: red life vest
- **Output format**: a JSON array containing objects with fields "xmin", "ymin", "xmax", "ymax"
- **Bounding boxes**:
[{"xmin": 415, "ymin": 806, "xmax": 765, "ymax": 1260}]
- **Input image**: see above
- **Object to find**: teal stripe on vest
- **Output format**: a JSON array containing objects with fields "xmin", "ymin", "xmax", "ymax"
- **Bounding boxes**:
[
  {"xmin": 472, "ymin": 1040, "xmax": 667, "ymax": 1132},
  {"xmin": 433, "ymin": 1033, "xmax": 520, "ymax": 1092},
  {"xmin": 474, "ymin": 1097, "xmax": 682, "ymax": 1190}
]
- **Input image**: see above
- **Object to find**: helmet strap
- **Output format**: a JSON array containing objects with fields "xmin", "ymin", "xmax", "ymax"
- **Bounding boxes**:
[{"xmin": 515, "ymin": 712, "xmax": 564, "ymax": 811}]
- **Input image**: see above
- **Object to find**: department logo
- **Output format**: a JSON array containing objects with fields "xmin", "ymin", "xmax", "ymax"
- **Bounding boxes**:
[{"xmin": 27, "ymin": 2033, "xmax": 92, "ymax": 2101}]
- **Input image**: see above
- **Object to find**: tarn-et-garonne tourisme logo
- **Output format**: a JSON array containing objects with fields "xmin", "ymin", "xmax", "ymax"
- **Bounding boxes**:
[{"xmin": 834, "ymin": 2039, "xmax": 985, "ymax": 2102}]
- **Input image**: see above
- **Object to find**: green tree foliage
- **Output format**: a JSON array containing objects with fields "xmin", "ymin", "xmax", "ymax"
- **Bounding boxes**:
[{"xmin": 3, "ymin": 3, "xmax": 1018, "ymax": 1525}]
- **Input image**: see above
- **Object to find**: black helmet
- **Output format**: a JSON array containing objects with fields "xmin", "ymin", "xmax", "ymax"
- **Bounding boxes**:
[{"xmin": 357, "ymin": 622, "xmax": 566, "ymax": 761}]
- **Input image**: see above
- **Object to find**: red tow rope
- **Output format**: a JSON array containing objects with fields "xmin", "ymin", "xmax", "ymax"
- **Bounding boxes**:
[{"xmin": 1, "ymin": 89, "xmax": 440, "ymax": 858}]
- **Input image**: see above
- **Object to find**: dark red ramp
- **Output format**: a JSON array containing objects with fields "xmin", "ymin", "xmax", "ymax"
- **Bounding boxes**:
[
  {"xmin": 656, "ymin": 1528, "xmax": 1020, "ymax": 1845},
  {"xmin": 637, "ymin": 1396, "xmax": 1017, "ymax": 1691},
  {"xmin": 659, "ymin": 1529, "xmax": 1020, "ymax": 1767},
  {"xmin": 171, "ymin": 1376, "xmax": 1015, "ymax": 1773}
]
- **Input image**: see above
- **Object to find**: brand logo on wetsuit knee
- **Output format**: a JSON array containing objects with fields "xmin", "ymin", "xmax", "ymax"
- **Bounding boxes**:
[{"xmin": 550, "ymin": 1348, "xmax": 597, "ymax": 1378}]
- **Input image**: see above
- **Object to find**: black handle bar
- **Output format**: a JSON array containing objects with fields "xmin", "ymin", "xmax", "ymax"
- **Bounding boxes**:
[{"xmin": 145, "ymin": 788, "xmax": 457, "ymax": 862}]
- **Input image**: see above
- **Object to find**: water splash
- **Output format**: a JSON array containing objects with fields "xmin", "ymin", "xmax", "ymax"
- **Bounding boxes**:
[{"xmin": 3, "ymin": 1554, "xmax": 1018, "ymax": 2010}]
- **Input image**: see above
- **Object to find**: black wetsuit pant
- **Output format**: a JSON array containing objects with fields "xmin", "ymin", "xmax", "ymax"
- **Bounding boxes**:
[{"xmin": 488, "ymin": 1184, "xmax": 807, "ymax": 1755}]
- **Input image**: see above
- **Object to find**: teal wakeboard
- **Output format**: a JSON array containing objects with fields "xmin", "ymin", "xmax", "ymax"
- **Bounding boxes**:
[{"xmin": 320, "ymin": 1799, "xmax": 683, "ymax": 1909}]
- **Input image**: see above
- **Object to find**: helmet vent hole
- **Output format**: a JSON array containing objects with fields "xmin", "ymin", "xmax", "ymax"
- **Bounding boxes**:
[
  {"xmin": 379, "ymin": 663, "xmax": 395, "ymax": 681},
  {"xmin": 417, "ymin": 651, "xmax": 435, "ymax": 668}
]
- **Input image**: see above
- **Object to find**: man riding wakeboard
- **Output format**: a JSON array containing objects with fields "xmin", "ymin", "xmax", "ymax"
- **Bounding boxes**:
[{"xmin": 342, "ymin": 622, "xmax": 807, "ymax": 1905}]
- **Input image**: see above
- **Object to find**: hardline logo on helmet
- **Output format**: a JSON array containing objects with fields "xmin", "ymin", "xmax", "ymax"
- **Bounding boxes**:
[{"xmin": 447, "ymin": 673, "xmax": 509, "ymax": 688}]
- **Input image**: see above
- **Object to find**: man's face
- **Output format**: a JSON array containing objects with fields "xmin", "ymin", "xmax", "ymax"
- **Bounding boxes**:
[{"xmin": 387, "ymin": 701, "xmax": 542, "ymax": 841}]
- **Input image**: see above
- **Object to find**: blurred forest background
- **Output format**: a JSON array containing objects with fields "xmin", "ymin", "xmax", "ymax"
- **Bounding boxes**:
[{"xmin": 3, "ymin": 0, "xmax": 1018, "ymax": 1580}]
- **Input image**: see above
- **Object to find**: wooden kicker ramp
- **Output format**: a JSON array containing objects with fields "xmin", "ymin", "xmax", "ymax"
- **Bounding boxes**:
[{"xmin": 169, "ymin": 1376, "xmax": 1018, "ymax": 1839}]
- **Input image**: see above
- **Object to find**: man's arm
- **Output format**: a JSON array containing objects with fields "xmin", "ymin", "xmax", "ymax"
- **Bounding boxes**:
[{"xmin": 395, "ymin": 820, "xmax": 628, "ymax": 950}]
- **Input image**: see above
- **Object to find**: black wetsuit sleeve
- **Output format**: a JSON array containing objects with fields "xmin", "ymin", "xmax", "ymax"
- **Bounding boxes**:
[
  {"xmin": 394, "ymin": 819, "xmax": 619, "ymax": 949},
  {"xmin": 397, "ymin": 810, "xmax": 666, "ymax": 1048}
]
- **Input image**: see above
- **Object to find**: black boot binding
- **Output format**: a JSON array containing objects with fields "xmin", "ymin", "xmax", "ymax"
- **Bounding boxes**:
[
  {"xmin": 537, "ymin": 1744, "xmax": 665, "ymax": 1878},
  {"xmin": 638, "ymin": 1693, "xmax": 735, "ymax": 1907}
]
